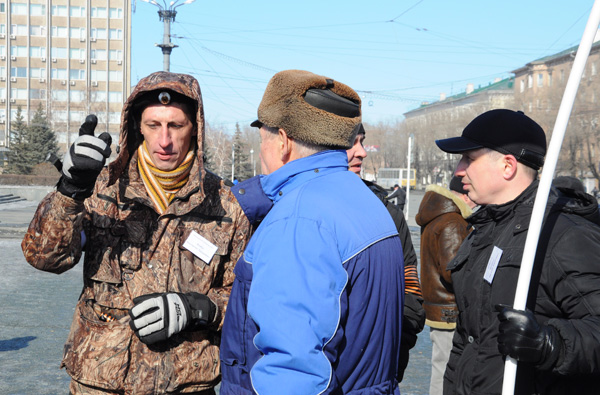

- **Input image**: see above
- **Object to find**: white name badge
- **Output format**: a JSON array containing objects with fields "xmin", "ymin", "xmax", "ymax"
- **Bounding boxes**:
[
  {"xmin": 183, "ymin": 230, "xmax": 218, "ymax": 265},
  {"xmin": 484, "ymin": 246, "xmax": 503, "ymax": 284}
]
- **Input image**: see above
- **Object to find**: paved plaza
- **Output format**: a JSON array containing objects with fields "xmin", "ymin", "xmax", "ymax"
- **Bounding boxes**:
[{"xmin": 0, "ymin": 191, "xmax": 431, "ymax": 395}]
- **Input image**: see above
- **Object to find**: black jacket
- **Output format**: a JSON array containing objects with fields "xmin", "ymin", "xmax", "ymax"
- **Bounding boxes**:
[
  {"xmin": 444, "ymin": 181, "xmax": 600, "ymax": 395},
  {"xmin": 365, "ymin": 180, "xmax": 425, "ymax": 382}
]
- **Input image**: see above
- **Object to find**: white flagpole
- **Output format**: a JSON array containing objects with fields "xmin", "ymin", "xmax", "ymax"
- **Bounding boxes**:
[{"xmin": 502, "ymin": 2, "xmax": 600, "ymax": 394}]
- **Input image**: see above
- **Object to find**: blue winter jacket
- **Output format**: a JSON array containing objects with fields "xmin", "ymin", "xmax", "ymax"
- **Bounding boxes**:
[{"xmin": 220, "ymin": 150, "xmax": 405, "ymax": 395}]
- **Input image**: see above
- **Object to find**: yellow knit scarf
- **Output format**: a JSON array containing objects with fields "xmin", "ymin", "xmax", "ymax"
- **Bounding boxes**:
[{"xmin": 138, "ymin": 141, "xmax": 195, "ymax": 214}]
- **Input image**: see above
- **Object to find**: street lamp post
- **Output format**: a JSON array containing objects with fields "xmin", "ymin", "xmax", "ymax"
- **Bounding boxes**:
[
  {"xmin": 141, "ymin": 0, "xmax": 196, "ymax": 71},
  {"xmin": 250, "ymin": 149, "xmax": 255, "ymax": 176}
]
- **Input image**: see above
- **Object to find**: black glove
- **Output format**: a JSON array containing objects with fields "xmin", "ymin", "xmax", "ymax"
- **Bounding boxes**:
[
  {"xmin": 495, "ymin": 304, "xmax": 562, "ymax": 369},
  {"xmin": 129, "ymin": 292, "xmax": 216, "ymax": 345},
  {"xmin": 58, "ymin": 114, "xmax": 112, "ymax": 199}
]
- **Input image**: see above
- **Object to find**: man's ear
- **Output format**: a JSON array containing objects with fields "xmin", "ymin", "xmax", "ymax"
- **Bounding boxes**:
[
  {"xmin": 502, "ymin": 154, "xmax": 519, "ymax": 180},
  {"xmin": 278, "ymin": 128, "xmax": 293, "ymax": 163}
]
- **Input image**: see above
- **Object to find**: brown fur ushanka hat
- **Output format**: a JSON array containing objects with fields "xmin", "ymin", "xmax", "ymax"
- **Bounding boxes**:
[{"xmin": 251, "ymin": 70, "xmax": 361, "ymax": 149}]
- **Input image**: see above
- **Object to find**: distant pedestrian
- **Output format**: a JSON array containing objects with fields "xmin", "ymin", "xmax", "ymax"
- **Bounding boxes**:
[{"xmin": 387, "ymin": 183, "xmax": 407, "ymax": 210}]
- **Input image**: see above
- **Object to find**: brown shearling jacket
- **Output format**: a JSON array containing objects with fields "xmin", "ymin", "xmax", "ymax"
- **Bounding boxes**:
[{"xmin": 415, "ymin": 184, "xmax": 472, "ymax": 329}]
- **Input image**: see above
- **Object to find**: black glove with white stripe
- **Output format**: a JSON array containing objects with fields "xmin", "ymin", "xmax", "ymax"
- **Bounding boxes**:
[
  {"xmin": 57, "ymin": 114, "xmax": 111, "ymax": 200},
  {"xmin": 129, "ymin": 292, "xmax": 217, "ymax": 345}
]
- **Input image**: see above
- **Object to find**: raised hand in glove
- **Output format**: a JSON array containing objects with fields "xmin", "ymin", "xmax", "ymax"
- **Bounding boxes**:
[
  {"xmin": 129, "ymin": 292, "xmax": 217, "ymax": 345},
  {"xmin": 495, "ymin": 304, "xmax": 562, "ymax": 369},
  {"xmin": 58, "ymin": 114, "xmax": 112, "ymax": 199}
]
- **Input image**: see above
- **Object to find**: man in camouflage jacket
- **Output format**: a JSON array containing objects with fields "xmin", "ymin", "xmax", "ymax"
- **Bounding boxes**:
[{"xmin": 22, "ymin": 71, "xmax": 251, "ymax": 394}]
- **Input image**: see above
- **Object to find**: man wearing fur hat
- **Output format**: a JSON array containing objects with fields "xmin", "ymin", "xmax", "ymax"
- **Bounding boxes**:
[
  {"xmin": 415, "ymin": 176, "xmax": 476, "ymax": 395},
  {"xmin": 22, "ymin": 71, "xmax": 251, "ymax": 394},
  {"xmin": 220, "ymin": 70, "xmax": 405, "ymax": 394}
]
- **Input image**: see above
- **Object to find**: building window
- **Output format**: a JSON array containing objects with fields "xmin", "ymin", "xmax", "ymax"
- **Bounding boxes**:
[
  {"xmin": 10, "ymin": 24, "xmax": 27, "ymax": 36},
  {"xmin": 11, "ymin": 109, "xmax": 28, "ymax": 120},
  {"xmin": 537, "ymin": 73, "xmax": 543, "ymax": 87},
  {"xmin": 70, "ymin": 48, "xmax": 85, "ymax": 60},
  {"xmin": 10, "ymin": 67, "xmax": 27, "ymax": 78},
  {"xmin": 109, "ymin": 8, "xmax": 123, "ymax": 18},
  {"xmin": 30, "ymin": 89, "xmax": 46, "ymax": 100},
  {"xmin": 592, "ymin": 63, "xmax": 597, "ymax": 76},
  {"xmin": 548, "ymin": 73, "xmax": 552, "ymax": 87},
  {"xmin": 109, "ymin": 49, "xmax": 122, "ymax": 61},
  {"xmin": 69, "ymin": 69, "xmax": 85, "ymax": 80},
  {"xmin": 51, "ymin": 68, "xmax": 67, "ymax": 79},
  {"xmin": 0, "ymin": 24, "xmax": 5, "ymax": 34},
  {"xmin": 109, "ymin": 29, "xmax": 122, "ymax": 40},
  {"xmin": 70, "ymin": 6, "xmax": 85, "ymax": 17},
  {"xmin": 91, "ymin": 28, "xmax": 107, "ymax": 40},
  {"xmin": 70, "ymin": 90, "xmax": 84, "ymax": 101},
  {"xmin": 29, "ymin": 4, "xmax": 46, "ymax": 16},
  {"xmin": 10, "ymin": 46, "xmax": 27, "ymax": 57},
  {"xmin": 51, "ymin": 90, "xmax": 68, "ymax": 101},
  {"xmin": 31, "ymin": 25, "xmax": 46, "ymax": 36},
  {"xmin": 560, "ymin": 69, "xmax": 565, "ymax": 82},
  {"xmin": 54, "ymin": 110, "xmax": 67, "ymax": 122},
  {"xmin": 30, "ymin": 67, "xmax": 45, "ymax": 78},
  {"xmin": 51, "ymin": 5, "xmax": 67, "ymax": 16},
  {"xmin": 91, "ymin": 69, "xmax": 107, "ymax": 81},
  {"xmin": 91, "ymin": 91, "xmax": 107, "ymax": 102},
  {"xmin": 91, "ymin": 7, "xmax": 107, "ymax": 18},
  {"xmin": 109, "ymin": 112, "xmax": 120, "ymax": 124},
  {"xmin": 527, "ymin": 75, "xmax": 533, "ymax": 88},
  {"xmin": 10, "ymin": 3, "xmax": 27, "ymax": 15},
  {"xmin": 0, "ymin": 3, "xmax": 5, "ymax": 13},
  {"xmin": 0, "ymin": 46, "xmax": 5, "ymax": 56},
  {"xmin": 109, "ymin": 70, "xmax": 123, "ymax": 81},
  {"xmin": 30, "ymin": 3, "xmax": 45, "ymax": 16},
  {"xmin": 108, "ymin": 91, "xmax": 123, "ymax": 103},
  {"xmin": 10, "ymin": 88, "xmax": 28, "ymax": 100},
  {"xmin": 51, "ymin": 47, "xmax": 68, "ymax": 59},
  {"xmin": 30, "ymin": 46, "xmax": 46, "ymax": 58},
  {"xmin": 91, "ymin": 49, "xmax": 107, "ymax": 60},
  {"xmin": 69, "ymin": 111, "xmax": 85, "ymax": 123},
  {"xmin": 70, "ymin": 27, "xmax": 85, "ymax": 39},
  {"xmin": 51, "ymin": 26, "xmax": 68, "ymax": 37}
]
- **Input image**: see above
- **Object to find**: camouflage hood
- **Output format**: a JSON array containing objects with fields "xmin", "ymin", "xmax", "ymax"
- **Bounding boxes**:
[{"xmin": 108, "ymin": 71, "xmax": 205, "ymax": 186}]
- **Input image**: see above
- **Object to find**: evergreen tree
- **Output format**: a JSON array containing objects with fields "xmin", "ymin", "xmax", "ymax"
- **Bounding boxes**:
[
  {"xmin": 232, "ymin": 123, "xmax": 253, "ymax": 181},
  {"xmin": 6, "ymin": 107, "xmax": 32, "ymax": 174},
  {"xmin": 28, "ymin": 103, "xmax": 58, "ymax": 165}
]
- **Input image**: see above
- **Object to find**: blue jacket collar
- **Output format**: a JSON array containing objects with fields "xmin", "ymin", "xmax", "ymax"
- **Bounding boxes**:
[
  {"xmin": 231, "ymin": 150, "xmax": 348, "ymax": 224},
  {"xmin": 262, "ymin": 150, "xmax": 348, "ymax": 202}
]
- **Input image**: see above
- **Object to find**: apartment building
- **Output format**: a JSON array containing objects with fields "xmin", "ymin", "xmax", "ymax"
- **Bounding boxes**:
[{"xmin": 0, "ymin": 0, "xmax": 132, "ymax": 152}]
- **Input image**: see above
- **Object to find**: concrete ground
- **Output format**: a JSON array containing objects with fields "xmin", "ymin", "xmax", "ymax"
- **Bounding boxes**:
[{"xmin": 0, "ymin": 190, "xmax": 430, "ymax": 395}]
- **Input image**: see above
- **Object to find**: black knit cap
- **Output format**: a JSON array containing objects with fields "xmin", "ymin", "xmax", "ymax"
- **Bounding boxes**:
[
  {"xmin": 449, "ymin": 176, "xmax": 468, "ymax": 194},
  {"xmin": 435, "ymin": 109, "xmax": 547, "ymax": 170},
  {"xmin": 131, "ymin": 89, "xmax": 197, "ymax": 121}
]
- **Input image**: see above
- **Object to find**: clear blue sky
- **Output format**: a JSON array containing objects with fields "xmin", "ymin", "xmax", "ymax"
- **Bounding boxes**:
[{"xmin": 131, "ymin": 0, "xmax": 596, "ymax": 129}]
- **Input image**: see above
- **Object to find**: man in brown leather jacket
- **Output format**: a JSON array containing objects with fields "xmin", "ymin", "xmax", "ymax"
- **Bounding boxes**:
[
  {"xmin": 22, "ymin": 71, "xmax": 251, "ymax": 394},
  {"xmin": 415, "ymin": 176, "xmax": 475, "ymax": 394}
]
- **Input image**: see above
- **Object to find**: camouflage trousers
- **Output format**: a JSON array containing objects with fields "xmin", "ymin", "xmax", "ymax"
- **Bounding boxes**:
[{"xmin": 69, "ymin": 380, "xmax": 217, "ymax": 395}]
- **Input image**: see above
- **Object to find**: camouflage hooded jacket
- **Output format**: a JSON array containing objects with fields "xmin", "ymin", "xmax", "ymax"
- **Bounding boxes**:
[{"xmin": 22, "ymin": 72, "xmax": 251, "ymax": 394}]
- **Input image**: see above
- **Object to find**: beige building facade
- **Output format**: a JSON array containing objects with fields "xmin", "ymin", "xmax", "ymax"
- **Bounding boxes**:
[
  {"xmin": 0, "ymin": 0, "xmax": 132, "ymax": 152},
  {"xmin": 402, "ymin": 78, "xmax": 515, "ymax": 186}
]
